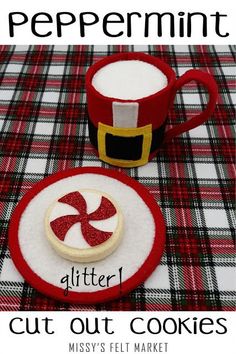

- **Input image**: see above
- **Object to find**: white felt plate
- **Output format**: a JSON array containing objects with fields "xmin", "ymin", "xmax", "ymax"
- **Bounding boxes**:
[{"xmin": 9, "ymin": 167, "xmax": 165, "ymax": 304}]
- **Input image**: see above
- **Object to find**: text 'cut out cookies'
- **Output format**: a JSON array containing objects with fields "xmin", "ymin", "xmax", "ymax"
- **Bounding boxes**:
[{"xmin": 45, "ymin": 189, "xmax": 123, "ymax": 262}]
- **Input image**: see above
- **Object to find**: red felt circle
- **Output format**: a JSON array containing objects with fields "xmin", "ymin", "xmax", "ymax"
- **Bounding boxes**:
[{"xmin": 9, "ymin": 167, "xmax": 166, "ymax": 304}]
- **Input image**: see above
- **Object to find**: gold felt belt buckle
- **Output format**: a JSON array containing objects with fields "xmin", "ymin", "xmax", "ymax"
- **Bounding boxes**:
[{"xmin": 97, "ymin": 122, "xmax": 152, "ymax": 168}]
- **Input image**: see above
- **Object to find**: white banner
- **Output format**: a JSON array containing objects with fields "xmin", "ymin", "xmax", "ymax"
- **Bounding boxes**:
[
  {"xmin": 0, "ymin": 0, "xmax": 235, "ymax": 44},
  {"xmin": 0, "ymin": 311, "xmax": 235, "ymax": 354}
]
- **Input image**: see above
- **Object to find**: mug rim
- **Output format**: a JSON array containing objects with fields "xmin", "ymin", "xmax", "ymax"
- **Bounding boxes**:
[{"xmin": 86, "ymin": 52, "xmax": 176, "ymax": 103}]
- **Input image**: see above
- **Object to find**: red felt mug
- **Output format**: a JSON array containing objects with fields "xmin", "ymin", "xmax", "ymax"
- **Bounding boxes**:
[{"xmin": 85, "ymin": 52, "xmax": 218, "ymax": 168}]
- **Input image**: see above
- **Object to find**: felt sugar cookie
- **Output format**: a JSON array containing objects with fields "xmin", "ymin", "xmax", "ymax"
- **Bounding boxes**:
[
  {"xmin": 9, "ymin": 167, "xmax": 166, "ymax": 304},
  {"xmin": 45, "ymin": 189, "xmax": 123, "ymax": 262}
]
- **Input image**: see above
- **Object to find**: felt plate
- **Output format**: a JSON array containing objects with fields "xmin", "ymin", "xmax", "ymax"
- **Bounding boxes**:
[{"xmin": 9, "ymin": 167, "xmax": 165, "ymax": 304}]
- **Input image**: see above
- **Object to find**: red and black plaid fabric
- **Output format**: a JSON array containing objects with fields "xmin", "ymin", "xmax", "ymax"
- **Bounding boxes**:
[{"xmin": 0, "ymin": 45, "xmax": 235, "ymax": 311}]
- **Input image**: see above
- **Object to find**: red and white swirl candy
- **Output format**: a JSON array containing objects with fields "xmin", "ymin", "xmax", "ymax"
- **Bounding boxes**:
[{"xmin": 45, "ymin": 189, "xmax": 123, "ymax": 262}]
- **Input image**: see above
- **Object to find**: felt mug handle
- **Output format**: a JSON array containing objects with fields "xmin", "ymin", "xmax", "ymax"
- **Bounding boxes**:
[{"xmin": 163, "ymin": 69, "xmax": 218, "ymax": 143}]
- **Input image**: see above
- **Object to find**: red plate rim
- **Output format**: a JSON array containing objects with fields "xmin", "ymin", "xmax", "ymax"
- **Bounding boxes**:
[{"xmin": 8, "ymin": 167, "xmax": 166, "ymax": 304}]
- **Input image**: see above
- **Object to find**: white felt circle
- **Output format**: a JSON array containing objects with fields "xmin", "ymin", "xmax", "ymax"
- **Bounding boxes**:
[
  {"xmin": 18, "ymin": 173, "xmax": 155, "ymax": 292},
  {"xmin": 92, "ymin": 60, "xmax": 168, "ymax": 100}
]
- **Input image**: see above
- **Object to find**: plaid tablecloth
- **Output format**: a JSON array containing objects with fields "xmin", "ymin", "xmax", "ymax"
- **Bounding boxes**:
[{"xmin": 0, "ymin": 45, "xmax": 235, "ymax": 311}]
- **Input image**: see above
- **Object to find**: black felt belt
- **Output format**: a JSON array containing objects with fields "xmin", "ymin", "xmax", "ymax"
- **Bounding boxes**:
[{"xmin": 88, "ymin": 117, "xmax": 166, "ymax": 161}]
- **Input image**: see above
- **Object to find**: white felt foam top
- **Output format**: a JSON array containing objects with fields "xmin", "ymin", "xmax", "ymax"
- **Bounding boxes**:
[
  {"xmin": 92, "ymin": 60, "xmax": 168, "ymax": 100},
  {"xmin": 18, "ymin": 173, "xmax": 155, "ymax": 292}
]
